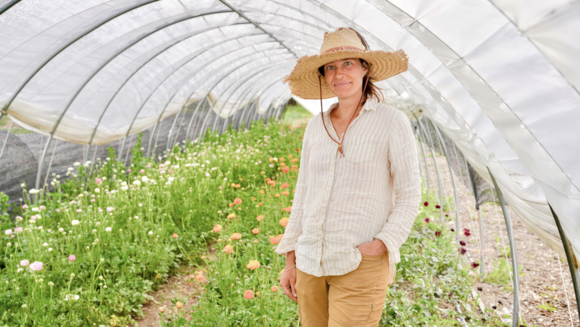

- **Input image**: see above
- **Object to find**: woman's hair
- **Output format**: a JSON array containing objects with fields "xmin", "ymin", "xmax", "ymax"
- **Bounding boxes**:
[{"xmin": 317, "ymin": 28, "xmax": 384, "ymax": 102}]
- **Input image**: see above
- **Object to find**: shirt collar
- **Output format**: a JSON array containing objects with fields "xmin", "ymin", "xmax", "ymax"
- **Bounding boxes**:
[{"xmin": 323, "ymin": 96, "xmax": 379, "ymax": 121}]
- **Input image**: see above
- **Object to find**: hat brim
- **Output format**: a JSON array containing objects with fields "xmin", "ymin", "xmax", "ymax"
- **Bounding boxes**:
[{"xmin": 284, "ymin": 49, "xmax": 408, "ymax": 99}]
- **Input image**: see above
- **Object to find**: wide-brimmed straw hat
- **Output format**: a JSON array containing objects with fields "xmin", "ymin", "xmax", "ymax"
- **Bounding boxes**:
[{"xmin": 284, "ymin": 27, "xmax": 409, "ymax": 99}]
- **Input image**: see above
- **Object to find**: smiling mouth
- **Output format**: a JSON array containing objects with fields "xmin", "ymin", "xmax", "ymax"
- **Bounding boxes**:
[{"xmin": 334, "ymin": 82, "xmax": 351, "ymax": 87}]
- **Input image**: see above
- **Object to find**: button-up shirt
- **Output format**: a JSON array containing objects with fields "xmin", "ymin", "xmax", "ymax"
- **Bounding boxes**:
[{"xmin": 275, "ymin": 96, "xmax": 421, "ymax": 284}]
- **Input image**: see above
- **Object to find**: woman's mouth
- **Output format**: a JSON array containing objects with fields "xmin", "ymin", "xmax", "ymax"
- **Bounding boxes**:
[{"xmin": 334, "ymin": 81, "xmax": 351, "ymax": 87}]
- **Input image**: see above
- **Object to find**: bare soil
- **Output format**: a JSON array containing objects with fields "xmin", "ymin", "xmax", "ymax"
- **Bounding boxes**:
[{"xmin": 426, "ymin": 155, "xmax": 579, "ymax": 327}]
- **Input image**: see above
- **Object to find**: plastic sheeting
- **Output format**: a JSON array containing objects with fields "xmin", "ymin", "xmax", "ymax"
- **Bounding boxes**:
[{"xmin": 1, "ymin": 0, "xmax": 580, "ymax": 262}]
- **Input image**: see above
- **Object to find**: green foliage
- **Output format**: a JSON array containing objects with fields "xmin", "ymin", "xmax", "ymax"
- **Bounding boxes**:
[
  {"xmin": 482, "ymin": 257, "xmax": 524, "ymax": 292},
  {"xmin": 281, "ymin": 104, "xmax": 312, "ymax": 125}
]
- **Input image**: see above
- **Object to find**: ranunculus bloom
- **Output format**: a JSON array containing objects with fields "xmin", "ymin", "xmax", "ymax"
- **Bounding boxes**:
[
  {"xmin": 274, "ymin": 193, "xmax": 280, "ymax": 198},
  {"xmin": 68, "ymin": 255, "xmax": 76, "ymax": 262},
  {"xmin": 172, "ymin": 233, "xmax": 178, "ymax": 239},
  {"xmin": 271, "ymin": 286, "xmax": 279, "ymax": 293},
  {"xmin": 256, "ymin": 215, "xmax": 264, "ymax": 221},
  {"xmin": 39, "ymin": 206, "xmax": 46, "ymax": 210},
  {"xmin": 423, "ymin": 201, "xmax": 429, "ymax": 207},
  {"xmin": 280, "ymin": 182, "xmax": 289, "ymax": 189},
  {"xmin": 29, "ymin": 261, "xmax": 43, "ymax": 271},
  {"xmin": 234, "ymin": 198, "xmax": 242, "ymax": 205},
  {"xmin": 244, "ymin": 290, "xmax": 254, "ymax": 300},
  {"xmin": 5, "ymin": 229, "xmax": 12, "ymax": 235},
  {"xmin": 213, "ymin": 224, "xmax": 222, "ymax": 233},
  {"xmin": 281, "ymin": 191, "xmax": 290, "ymax": 196},
  {"xmin": 279, "ymin": 217, "xmax": 289, "ymax": 228},
  {"xmin": 259, "ymin": 189, "xmax": 265, "ymax": 194},
  {"xmin": 227, "ymin": 213, "xmax": 236, "ymax": 219},
  {"xmin": 105, "ymin": 227, "xmax": 112, "ymax": 232},
  {"xmin": 15, "ymin": 227, "xmax": 23, "ymax": 233},
  {"xmin": 76, "ymin": 209, "xmax": 82, "ymax": 213},
  {"xmin": 71, "ymin": 220, "xmax": 80, "ymax": 226},
  {"xmin": 269, "ymin": 235, "xmax": 280, "ymax": 245},
  {"xmin": 229, "ymin": 203, "xmax": 234, "ymax": 208},
  {"xmin": 286, "ymin": 206, "xmax": 292, "ymax": 213},
  {"xmin": 224, "ymin": 245, "xmax": 234, "ymax": 254},
  {"xmin": 106, "ymin": 207, "xmax": 114, "ymax": 212},
  {"xmin": 463, "ymin": 228, "xmax": 471, "ymax": 237},
  {"xmin": 247, "ymin": 260, "xmax": 260, "ymax": 270},
  {"xmin": 282, "ymin": 166, "xmax": 290, "ymax": 173},
  {"xmin": 252, "ymin": 228, "xmax": 259, "ymax": 235},
  {"xmin": 20, "ymin": 259, "xmax": 29, "ymax": 267},
  {"xmin": 231, "ymin": 233, "xmax": 242, "ymax": 240},
  {"xmin": 195, "ymin": 273, "xmax": 205, "ymax": 282},
  {"xmin": 22, "ymin": 204, "xmax": 28, "ymax": 210},
  {"xmin": 459, "ymin": 247, "xmax": 467, "ymax": 255}
]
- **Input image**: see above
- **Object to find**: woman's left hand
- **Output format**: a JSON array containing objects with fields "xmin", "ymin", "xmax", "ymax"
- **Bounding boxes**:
[{"xmin": 357, "ymin": 239, "xmax": 387, "ymax": 256}]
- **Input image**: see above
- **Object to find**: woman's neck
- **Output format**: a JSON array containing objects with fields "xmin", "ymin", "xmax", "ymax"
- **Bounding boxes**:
[{"xmin": 333, "ymin": 90, "xmax": 366, "ymax": 120}]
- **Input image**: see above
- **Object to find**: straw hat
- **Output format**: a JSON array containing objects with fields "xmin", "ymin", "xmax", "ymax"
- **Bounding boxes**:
[{"xmin": 284, "ymin": 27, "xmax": 408, "ymax": 99}]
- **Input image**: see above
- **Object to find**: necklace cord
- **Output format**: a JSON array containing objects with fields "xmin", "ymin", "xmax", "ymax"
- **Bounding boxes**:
[{"xmin": 319, "ymin": 71, "xmax": 370, "ymax": 158}]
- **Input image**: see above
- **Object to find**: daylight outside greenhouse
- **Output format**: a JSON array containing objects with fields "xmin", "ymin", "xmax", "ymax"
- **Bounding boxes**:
[{"xmin": 1, "ymin": 0, "xmax": 580, "ymax": 326}]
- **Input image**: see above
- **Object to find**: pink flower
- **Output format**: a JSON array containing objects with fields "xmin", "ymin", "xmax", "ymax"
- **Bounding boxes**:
[
  {"xmin": 128, "ymin": 169, "xmax": 131, "ymax": 173},
  {"xmin": 435, "ymin": 231, "xmax": 442, "ymax": 237},
  {"xmin": 76, "ymin": 209, "xmax": 82, "ymax": 213},
  {"xmin": 169, "ymin": 170, "xmax": 174, "ymax": 174},
  {"xmin": 172, "ymin": 233, "xmax": 178, "ymax": 239},
  {"xmin": 95, "ymin": 178, "xmax": 102, "ymax": 184},
  {"xmin": 22, "ymin": 204, "xmax": 28, "ymax": 210},
  {"xmin": 29, "ymin": 261, "xmax": 43, "ymax": 271},
  {"xmin": 68, "ymin": 255, "xmax": 76, "ymax": 262},
  {"xmin": 39, "ymin": 206, "xmax": 46, "ymax": 210},
  {"xmin": 139, "ymin": 169, "xmax": 145, "ymax": 174},
  {"xmin": 15, "ymin": 227, "xmax": 23, "ymax": 233},
  {"xmin": 147, "ymin": 163, "xmax": 151, "ymax": 168},
  {"xmin": 218, "ymin": 186, "xmax": 222, "ymax": 190},
  {"xmin": 98, "ymin": 208, "xmax": 103, "ymax": 213},
  {"xmin": 91, "ymin": 199, "xmax": 95, "ymax": 203},
  {"xmin": 271, "ymin": 286, "xmax": 279, "ymax": 292},
  {"xmin": 213, "ymin": 224, "xmax": 222, "ymax": 233},
  {"xmin": 224, "ymin": 245, "xmax": 233, "ymax": 254},
  {"xmin": 56, "ymin": 209, "xmax": 61, "ymax": 213},
  {"xmin": 252, "ymin": 228, "xmax": 259, "ymax": 235},
  {"xmin": 231, "ymin": 233, "xmax": 242, "ymax": 240},
  {"xmin": 106, "ymin": 207, "xmax": 114, "ymax": 212},
  {"xmin": 424, "ymin": 217, "xmax": 430, "ymax": 223},
  {"xmin": 243, "ymin": 290, "xmax": 254, "ymax": 300},
  {"xmin": 20, "ymin": 259, "xmax": 29, "ymax": 267}
]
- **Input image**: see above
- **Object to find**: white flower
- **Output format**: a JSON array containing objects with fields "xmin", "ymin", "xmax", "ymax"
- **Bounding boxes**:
[
  {"xmin": 58, "ymin": 228, "xmax": 64, "ymax": 232},
  {"xmin": 4, "ymin": 229, "xmax": 12, "ymax": 235},
  {"xmin": 71, "ymin": 220, "xmax": 80, "ymax": 226},
  {"xmin": 31, "ymin": 207, "xmax": 39, "ymax": 212},
  {"xmin": 95, "ymin": 188, "xmax": 100, "ymax": 193},
  {"xmin": 121, "ymin": 185, "xmax": 128, "ymax": 191},
  {"xmin": 64, "ymin": 294, "xmax": 80, "ymax": 301},
  {"xmin": 142, "ymin": 176, "xmax": 149, "ymax": 183},
  {"xmin": 205, "ymin": 173, "xmax": 210, "ymax": 177},
  {"xmin": 48, "ymin": 248, "xmax": 52, "ymax": 252},
  {"xmin": 42, "ymin": 243, "xmax": 48, "ymax": 247},
  {"xmin": 105, "ymin": 227, "xmax": 112, "ymax": 232},
  {"xmin": 148, "ymin": 231, "xmax": 153, "ymax": 235},
  {"xmin": 138, "ymin": 203, "xmax": 143, "ymax": 207},
  {"xmin": 73, "ymin": 162, "xmax": 81, "ymax": 167},
  {"xmin": 28, "ymin": 189, "xmax": 39, "ymax": 194},
  {"xmin": 168, "ymin": 177, "xmax": 174, "ymax": 182},
  {"xmin": 133, "ymin": 180, "xmax": 141, "ymax": 186}
]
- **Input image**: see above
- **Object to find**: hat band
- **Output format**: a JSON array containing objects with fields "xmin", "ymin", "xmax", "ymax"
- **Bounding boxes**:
[{"xmin": 321, "ymin": 45, "xmax": 365, "ymax": 55}]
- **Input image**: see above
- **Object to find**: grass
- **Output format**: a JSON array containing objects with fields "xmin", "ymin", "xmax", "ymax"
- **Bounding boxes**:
[{"xmin": 281, "ymin": 103, "xmax": 312, "ymax": 126}]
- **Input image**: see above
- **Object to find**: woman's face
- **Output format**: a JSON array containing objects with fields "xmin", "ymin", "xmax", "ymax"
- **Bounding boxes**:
[{"xmin": 323, "ymin": 58, "xmax": 368, "ymax": 100}]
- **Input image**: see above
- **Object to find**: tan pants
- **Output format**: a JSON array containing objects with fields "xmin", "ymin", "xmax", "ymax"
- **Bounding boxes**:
[{"xmin": 295, "ymin": 251, "xmax": 392, "ymax": 327}]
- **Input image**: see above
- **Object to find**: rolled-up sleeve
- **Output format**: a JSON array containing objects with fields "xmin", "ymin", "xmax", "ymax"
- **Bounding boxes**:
[
  {"xmin": 275, "ymin": 119, "xmax": 313, "ymax": 255},
  {"xmin": 373, "ymin": 111, "xmax": 421, "ymax": 262}
]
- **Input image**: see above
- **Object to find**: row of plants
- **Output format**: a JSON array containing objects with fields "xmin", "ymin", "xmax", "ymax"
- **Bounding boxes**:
[{"xmin": 1, "ymin": 117, "xmax": 505, "ymax": 326}]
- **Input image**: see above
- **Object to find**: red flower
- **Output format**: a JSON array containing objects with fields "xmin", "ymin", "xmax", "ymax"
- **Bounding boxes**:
[
  {"xmin": 424, "ymin": 217, "xmax": 430, "ymax": 223},
  {"xmin": 464, "ymin": 228, "xmax": 471, "ymax": 237},
  {"xmin": 459, "ymin": 240, "xmax": 466, "ymax": 246},
  {"xmin": 435, "ymin": 204, "xmax": 441, "ymax": 209},
  {"xmin": 459, "ymin": 247, "xmax": 467, "ymax": 255},
  {"xmin": 423, "ymin": 201, "xmax": 429, "ymax": 207},
  {"xmin": 435, "ymin": 231, "xmax": 441, "ymax": 237},
  {"xmin": 471, "ymin": 262, "xmax": 480, "ymax": 268}
]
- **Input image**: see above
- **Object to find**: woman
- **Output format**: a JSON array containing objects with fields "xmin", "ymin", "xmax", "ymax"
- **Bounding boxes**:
[{"xmin": 275, "ymin": 27, "xmax": 421, "ymax": 326}]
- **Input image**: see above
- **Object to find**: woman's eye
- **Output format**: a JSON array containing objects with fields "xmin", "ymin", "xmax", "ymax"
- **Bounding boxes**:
[
  {"xmin": 326, "ymin": 66, "xmax": 334, "ymax": 70},
  {"xmin": 345, "ymin": 61, "xmax": 351, "ymax": 66}
]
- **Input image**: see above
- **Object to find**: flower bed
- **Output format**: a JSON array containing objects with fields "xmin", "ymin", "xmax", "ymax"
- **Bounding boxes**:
[{"xmin": 1, "ymin": 120, "xmax": 500, "ymax": 326}]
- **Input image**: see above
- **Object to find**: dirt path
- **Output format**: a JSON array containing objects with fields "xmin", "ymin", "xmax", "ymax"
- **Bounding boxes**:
[{"xmin": 424, "ymin": 154, "xmax": 579, "ymax": 326}]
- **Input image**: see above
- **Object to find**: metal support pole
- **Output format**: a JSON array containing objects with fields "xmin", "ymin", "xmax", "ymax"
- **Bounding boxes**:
[
  {"xmin": 488, "ymin": 168, "xmax": 520, "ymax": 327},
  {"xmin": 431, "ymin": 121, "xmax": 461, "ymax": 240},
  {"xmin": 549, "ymin": 204, "xmax": 580, "ymax": 324},
  {"xmin": 467, "ymin": 163, "xmax": 486, "ymax": 274},
  {"xmin": 415, "ymin": 120, "xmax": 431, "ymax": 194},
  {"xmin": 34, "ymin": 135, "xmax": 53, "ymax": 202},
  {"xmin": 147, "ymin": 121, "xmax": 161, "ymax": 157},
  {"xmin": 414, "ymin": 115, "xmax": 443, "ymax": 221}
]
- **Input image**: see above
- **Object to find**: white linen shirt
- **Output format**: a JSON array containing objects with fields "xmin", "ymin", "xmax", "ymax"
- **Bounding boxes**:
[{"xmin": 274, "ymin": 96, "xmax": 421, "ymax": 284}]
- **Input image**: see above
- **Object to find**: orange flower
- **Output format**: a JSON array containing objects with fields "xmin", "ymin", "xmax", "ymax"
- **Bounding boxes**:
[
  {"xmin": 239, "ymin": 178, "xmax": 243, "ymax": 181},
  {"xmin": 288, "ymin": 155, "xmax": 293, "ymax": 159},
  {"xmin": 176, "ymin": 302, "xmax": 183, "ymax": 309},
  {"xmin": 244, "ymin": 290, "xmax": 254, "ymax": 300},
  {"xmin": 253, "ymin": 239, "xmax": 259, "ymax": 243},
  {"xmin": 231, "ymin": 233, "xmax": 242, "ymax": 240},
  {"xmin": 172, "ymin": 233, "xmax": 178, "ymax": 239},
  {"xmin": 260, "ymin": 171, "xmax": 265, "ymax": 175},
  {"xmin": 231, "ymin": 183, "xmax": 236, "ymax": 187},
  {"xmin": 235, "ymin": 183, "xmax": 241, "ymax": 188},
  {"xmin": 259, "ymin": 189, "xmax": 264, "ymax": 194},
  {"xmin": 286, "ymin": 206, "xmax": 292, "ymax": 213},
  {"xmin": 270, "ymin": 181, "xmax": 276, "ymax": 187},
  {"xmin": 229, "ymin": 203, "xmax": 234, "ymax": 207},
  {"xmin": 269, "ymin": 158, "xmax": 274, "ymax": 162},
  {"xmin": 291, "ymin": 158, "xmax": 298, "ymax": 163},
  {"xmin": 282, "ymin": 167, "xmax": 290, "ymax": 173},
  {"xmin": 266, "ymin": 177, "xmax": 272, "ymax": 182},
  {"xmin": 258, "ymin": 202, "xmax": 264, "ymax": 206},
  {"xmin": 234, "ymin": 197, "xmax": 242, "ymax": 204},
  {"xmin": 291, "ymin": 165, "xmax": 298, "ymax": 171},
  {"xmin": 279, "ymin": 217, "xmax": 289, "ymax": 227},
  {"xmin": 271, "ymin": 286, "xmax": 279, "ymax": 292},
  {"xmin": 252, "ymin": 228, "xmax": 259, "ymax": 235},
  {"xmin": 269, "ymin": 235, "xmax": 280, "ymax": 245},
  {"xmin": 281, "ymin": 191, "xmax": 290, "ymax": 196},
  {"xmin": 280, "ymin": 157, "xmax": 285, "ymax": 162},
  {"xmin": 281, "ymin": 182, "xmax": 289, "ymax": 189},
  {"xmin": 213, "ymin": 224, "xmax": 222, "ymax": 233},
  {"xmin": 196, "ymin": 274, "xmax": 205, "ymax": 282},
  {"xmin": 247, "ymin": 260, "xmax": 261, "ymax": 270},
  {"xmin": 274, "ymin": 193, "xmax": 280, "ymax": 198},
  {"xmin": 227, "ymin": 213, "xmax": 236, "ymax": 219},
  {"xmin": 256, "ymin": 215, "xmax": 264, "ymax": 221},
  {"xmin": 224, "ymin": 245, "xmax": 233, "ymax": 254}
]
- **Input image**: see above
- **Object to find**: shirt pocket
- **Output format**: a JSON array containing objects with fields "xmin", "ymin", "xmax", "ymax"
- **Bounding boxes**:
[{"xmin": 344, "ymin": 135, "xmax": 381, "ymax": 164}]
